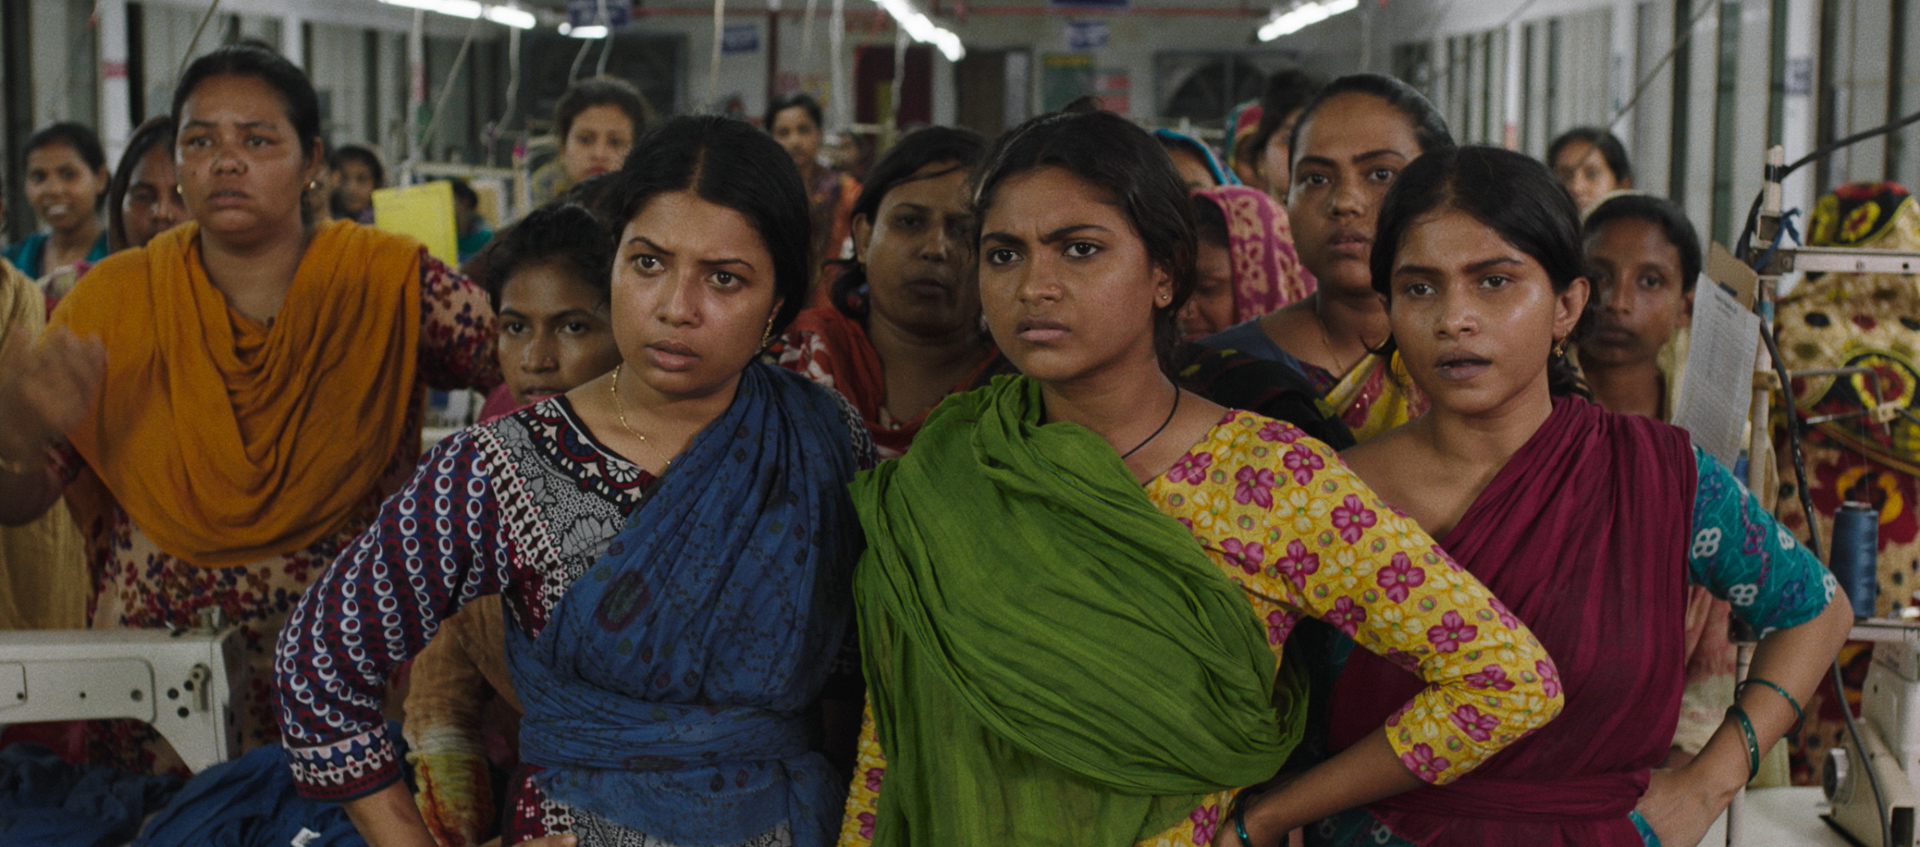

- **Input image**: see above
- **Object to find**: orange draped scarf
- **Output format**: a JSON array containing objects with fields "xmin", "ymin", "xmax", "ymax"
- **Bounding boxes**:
[{"xmin": 50, "ymin": 220, "xmax": 423, "ymax": 568}]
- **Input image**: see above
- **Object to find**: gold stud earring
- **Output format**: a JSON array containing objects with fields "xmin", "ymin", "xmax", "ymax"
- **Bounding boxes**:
[{"xmin": 308, "ymin": 179, "xmax": 320, "ymax": 191}]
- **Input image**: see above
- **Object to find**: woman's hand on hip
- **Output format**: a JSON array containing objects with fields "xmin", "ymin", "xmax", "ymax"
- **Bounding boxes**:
[{"xmin": 1634, "ymin": 760, "xmax": 1741, "ymax": 847}]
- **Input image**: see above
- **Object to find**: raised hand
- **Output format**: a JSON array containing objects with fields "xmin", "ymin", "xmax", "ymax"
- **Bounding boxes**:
[{"xmin": 0, "ymin": 324, "xmax": 105, "ymax": 465}]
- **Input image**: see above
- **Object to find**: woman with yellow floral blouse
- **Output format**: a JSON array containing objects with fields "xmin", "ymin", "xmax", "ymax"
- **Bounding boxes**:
[{"xmin": 836, "ymin": 111, "xmax": 1563, "ymax": 847}]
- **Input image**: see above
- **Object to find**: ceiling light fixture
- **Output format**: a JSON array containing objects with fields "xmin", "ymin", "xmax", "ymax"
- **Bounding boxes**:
[
  {"xmin": 872, "ymin": 0, "xmax": 965, "ymax": 61},
  {"xmin": 379, "ymin": 0, "xmax": 536, "ymax": 29},
  {"xmin": 1257, "ymin": 0, "xmax": 1357, "ymax": 41}
]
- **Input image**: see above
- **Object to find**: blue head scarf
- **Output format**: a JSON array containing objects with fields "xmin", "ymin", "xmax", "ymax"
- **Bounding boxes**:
[
  {"xmin": 506, "ymin": 363, "xmax": 863, "ymax": 847},
  {"xmin": 1153, "ymin": 128, "xmax": 1236, "ymax": 187}
]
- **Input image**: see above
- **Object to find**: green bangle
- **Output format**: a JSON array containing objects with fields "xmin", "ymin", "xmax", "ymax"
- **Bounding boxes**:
[
  {"xmin": 1737, "ymin": 677, "xmax": 1805, "ymax": 735},
  {"xmin": 1728, "ymin": 705, "xmax": 1761, "ymax": 781},
  {"xmin": 1231, "ymin": 790, "xmax": 1254, "ymax": 847}
]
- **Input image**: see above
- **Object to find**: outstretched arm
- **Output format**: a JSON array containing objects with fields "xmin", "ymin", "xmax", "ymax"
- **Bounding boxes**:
[{"xmin": 0, "ymin": 326, "xmax": 100, "ymax": 525}]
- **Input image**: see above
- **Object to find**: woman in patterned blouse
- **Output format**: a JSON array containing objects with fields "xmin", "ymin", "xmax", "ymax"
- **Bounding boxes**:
[
  {"xmin": 1322, "ymin": 146, "xmax": 1852, "ymax": 847},
  {"xmin": 0, "ymin": 45, "xmax": 500, "ymax": 771},
  {"xmin": 838, "ymin": 110, "xmax": 1562, "ymax": 847},
  {"xmin": 277, "ymin": 115, "xmax": 873, "ymax": 847}
]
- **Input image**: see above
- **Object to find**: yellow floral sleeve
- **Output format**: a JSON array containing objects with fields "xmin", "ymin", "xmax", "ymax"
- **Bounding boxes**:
[
  {"xmin": 837, "ymin": 705, "xmax": 886, "ymax": 847},
  {"xmin": 835, "ymin": 412, "xmax": 1565, "ymax": 846},
  {"xmin": 1149, "ymin": 412, "xmax": 1563, "ymax": 785}
]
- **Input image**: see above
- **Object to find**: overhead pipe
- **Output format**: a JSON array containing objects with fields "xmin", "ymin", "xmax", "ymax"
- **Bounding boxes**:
[
  {"xmin": 831, "ymin": 0, "xmax": 850, "ymax": 128},
  {"xmin": 709, "ymin": 0, "xmax": 726, "ymax": 109},
  {"xmin": 96, "ymin": 0, "xmax": 132, "ymax": 168},
  {"xmin": 768, "ymin": 0, "xmax": 782, "ymax": 99}
]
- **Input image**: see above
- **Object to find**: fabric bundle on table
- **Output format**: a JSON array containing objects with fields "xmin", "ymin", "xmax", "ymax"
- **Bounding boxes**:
[
  {"xmin": 136, "ymin": 743, "xmax": 369, "ymax": 847},
  {"xmin": 0, "ymin": 742, "xmax": 181, "ymax": 847}
]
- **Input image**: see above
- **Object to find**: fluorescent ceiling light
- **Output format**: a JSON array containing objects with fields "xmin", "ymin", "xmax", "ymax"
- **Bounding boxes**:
[
  {"xmin": 559, "ymin": 23, "xmax": 610, "ymax": 37},
  {"xmin": 485, "ymin": 5, "xmax": 536, "ymax": 28},
  {"xmin": 872, "ymin": 0, "xmax": 965, "ymax": 61},
  {"xmin": 1257, "ymin": 0, "xmax": 1357, "ymax": 41},
  {"xmin": 379, "ymin": 0, "xmax": 535, "ymax": 29}
]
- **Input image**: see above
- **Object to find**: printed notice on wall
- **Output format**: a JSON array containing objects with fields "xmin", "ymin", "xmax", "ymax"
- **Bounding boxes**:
[{"xmin": 1672, "ymin": 280, "xmax": 1761, "ymax": 468}]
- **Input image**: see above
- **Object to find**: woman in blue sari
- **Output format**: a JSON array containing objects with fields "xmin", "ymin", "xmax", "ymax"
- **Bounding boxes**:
[{"xmin": 275, "ymin": 115, "xmax": 872, "ymax": 847}]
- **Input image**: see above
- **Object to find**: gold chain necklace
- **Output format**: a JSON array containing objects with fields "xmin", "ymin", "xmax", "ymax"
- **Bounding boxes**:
[
  {"xmin": 609, "ymin": 364, "xmax": 672, "ymax": 468},
  {"xmin": 1313, "ymin": 296, "xmax": 1367, "ymax": 378}
]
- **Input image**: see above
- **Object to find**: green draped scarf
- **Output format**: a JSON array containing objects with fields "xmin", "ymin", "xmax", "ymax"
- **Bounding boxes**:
[{"xmin": 851, "ymin": 375, "xmax": 1303, "ymax": 845}]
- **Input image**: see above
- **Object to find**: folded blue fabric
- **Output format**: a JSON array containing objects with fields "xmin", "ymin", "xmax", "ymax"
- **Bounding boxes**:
[
  {"xmin": 0, "ymin": 742, "xmax": 182, "ymax": 847},
  {"xmin": 136, "ymin": 743, "xmax": 367, "ymax": 847}
]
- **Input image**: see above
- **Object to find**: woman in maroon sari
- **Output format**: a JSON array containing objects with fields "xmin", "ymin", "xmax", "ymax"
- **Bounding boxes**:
[{"xmin": 1313, "ymin": 147, "xmax": 1852, "ymax": 847}]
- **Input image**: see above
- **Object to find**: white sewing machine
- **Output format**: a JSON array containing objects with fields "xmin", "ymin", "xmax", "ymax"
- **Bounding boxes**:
[
  {"xmin": 1821, "ymin": 620, "xmax": 1920, "ymax": 845},
  {"xmin": 0, "ymin": 627, "xmax": 244, "ymax": 773}
]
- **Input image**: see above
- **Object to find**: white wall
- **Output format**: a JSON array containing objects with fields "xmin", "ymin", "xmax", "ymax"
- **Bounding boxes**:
[
  {"xmin": 1356, "ymin": 0, "xmax": 1854, "ymax": 248},
  {"xmin": 13, "ymin": 0, "xmax": 1904, "ymax": 235}
]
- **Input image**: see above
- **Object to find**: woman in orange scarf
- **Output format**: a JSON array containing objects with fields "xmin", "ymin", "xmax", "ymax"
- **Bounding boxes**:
[{"xmin": 0, "ymin": 45, "xmax": 499, "ymax": 770}]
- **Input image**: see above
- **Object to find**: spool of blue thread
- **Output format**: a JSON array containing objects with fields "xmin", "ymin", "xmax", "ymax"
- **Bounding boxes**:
[{"xmin": 1831, "ymin": 501, "xmax": 1879, "ymax": 619}]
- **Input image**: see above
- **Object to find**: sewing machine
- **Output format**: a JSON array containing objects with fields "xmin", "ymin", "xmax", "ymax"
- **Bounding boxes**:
[
  {"xmin": 0, "ymin": 627, "xmax": 244, "ymax": 773},
  {"xmin": 1820, "ymin": 620, "xmax": 1920, "ymax": 845}
]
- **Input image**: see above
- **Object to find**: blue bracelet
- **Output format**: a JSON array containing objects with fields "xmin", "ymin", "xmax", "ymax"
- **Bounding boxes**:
[
  {"xmin": 1232, "ymin": 790, "xmax": 1254, "ymax": 847},
  {"xmin": 1737, "ymin": 677, "xmax": 1805, "ymax": 735},
  {"xmin": 1729, "ymin": 705, "xmax": 1761, "ymax": 781}
]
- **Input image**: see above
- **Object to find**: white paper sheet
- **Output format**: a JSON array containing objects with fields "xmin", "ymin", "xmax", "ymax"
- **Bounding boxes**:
[{"xmin": 1672, "ymin": 281, "xmax": 1762, "ymax": 468}]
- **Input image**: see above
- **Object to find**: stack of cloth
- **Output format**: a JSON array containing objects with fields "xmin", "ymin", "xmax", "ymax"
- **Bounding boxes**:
[
  {"xmin": 136, "ymin": 743, "xmax": 370, "ymax": 847},
  {"xmin": 0, "ymin": 742, "xmax": 181, "ymax": 846}
]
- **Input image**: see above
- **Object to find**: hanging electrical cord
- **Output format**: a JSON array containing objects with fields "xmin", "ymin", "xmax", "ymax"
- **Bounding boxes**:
[
  {"xmin": 491, "ymin": 24, "xmax": 522, "ymax": 168},
  {"xmin": 801, "ymin": 0, "xmax": 821, "ymax": 76},
  {"xmin": 1738, "ymin": 105, "xmax": 1920, "ymax": 845},
  {"xmin": 1735, "ymin": 106, "xmax": 1920, "ymax": 263},
  {"xmin": 569, "ymin": 32, "xmax": 596, "ymax": 80},
  {"xmin": 595, "ymin": 0, "xmax": 616, "ymax": 77},
  {"xmin": 1604, "ymin": 0, "xmax": 1719, "ymax": 137},
  {"xmin": 1757, "ymin": 317, "xmax": 1894, "ymax": 847},
  {"xmin": 1558, "ymin": 0, "xmax": 1720, "ymax": 178},
  {"xmin": 172, "ymin": 0, "xmax": 224, "ymax": 88},
  {"xmin": 414, "ymin": 11, "xmax": 484, "ymax": 163}
]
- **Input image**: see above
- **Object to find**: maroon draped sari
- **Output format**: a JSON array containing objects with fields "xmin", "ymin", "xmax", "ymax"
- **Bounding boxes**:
[{"xmin": 1328, "ymin": 395, "xmax": 1696, "ymax": 846}]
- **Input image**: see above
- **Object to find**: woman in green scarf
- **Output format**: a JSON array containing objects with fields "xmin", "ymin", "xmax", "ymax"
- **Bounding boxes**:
[{"xmin": 837, "ymin": 110, "xmax": 1566, "ymax": 847}]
